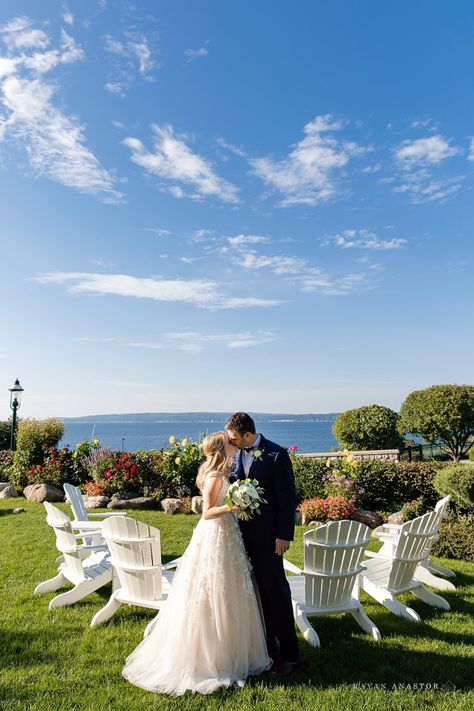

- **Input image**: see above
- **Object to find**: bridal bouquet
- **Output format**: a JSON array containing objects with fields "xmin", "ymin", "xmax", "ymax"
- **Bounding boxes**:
[{"xmin": 225, "ymin": 478, "xmax": 267, "ymax": 521}]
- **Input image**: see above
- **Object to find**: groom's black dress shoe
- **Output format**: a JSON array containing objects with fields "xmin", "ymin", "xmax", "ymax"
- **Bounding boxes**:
[{"xmin": 270, "ymin": 659, "xmax": 301, "ymax": 676}]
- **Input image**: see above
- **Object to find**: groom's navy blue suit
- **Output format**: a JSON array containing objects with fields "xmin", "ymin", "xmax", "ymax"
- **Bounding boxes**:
[{"xmin": 234, "ymin": 435, "xmax": 299, "ymax": 663}]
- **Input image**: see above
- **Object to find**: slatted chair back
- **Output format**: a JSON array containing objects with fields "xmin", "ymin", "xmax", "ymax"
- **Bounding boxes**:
[
  {"xmin": 303, "ymin": 520, "xmax": 371, "ymax": 610},
  {"xmin": 388, "ymin": 510, "xmax": 440, "ymax": 591},
  {"xmin": 101, "ymin": 516, "xmax": 163, "ymax": 604},
  {"xmin": 43, "ymin": 502, "xmax": 86, "ymax": 583},
  {"xmin": 63, "ymin": 483, "xmax": 89, "ymax": 521}
]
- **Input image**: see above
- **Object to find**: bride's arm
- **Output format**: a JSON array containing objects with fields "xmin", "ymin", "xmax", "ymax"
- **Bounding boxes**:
[{"xmin": 202, "ymin": 475, "xmax": 233, "ymax": 520}]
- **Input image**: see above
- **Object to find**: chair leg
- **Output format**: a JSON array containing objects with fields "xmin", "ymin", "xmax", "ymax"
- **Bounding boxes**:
[
  {"xmin": 361, "ymin": 578, "xmax": 421, "ymax": 622},
  {"xmin": 426, "ymin": 559, "xmax": 456, "ymax": 579},
  {"xmin": 91, "ymin": 591, "xmax": 123, "ymax": 626},
  {"xmin": 350, "ymin": 602, "xmax": 381, "ymax": 640},
  {"xmin": 414, "ymin": 565, "xmax": 456, "ymax": 591},
  {"xmin": 411, "ymin": 584, "xmax": 450, "ymax": 611},
  {"xmin": 292, "ymin": 602, "xmax": 320, "ymax": 647},
  {"xmin": 34, "ymin": 571, "xmax": 67, "ymax": 595}
]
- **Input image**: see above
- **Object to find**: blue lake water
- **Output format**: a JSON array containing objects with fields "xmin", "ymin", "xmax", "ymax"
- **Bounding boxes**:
[{"xmin": 60, "ymin": 419, "xmax": 339, "ymax": 454}]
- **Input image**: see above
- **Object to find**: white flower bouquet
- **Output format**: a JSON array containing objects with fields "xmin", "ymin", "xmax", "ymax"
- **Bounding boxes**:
[{"xmin": 225, "ymin": 478, "xmax": 267, "ymax": 521}]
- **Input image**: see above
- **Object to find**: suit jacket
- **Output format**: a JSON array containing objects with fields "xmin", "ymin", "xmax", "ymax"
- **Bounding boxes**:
[{"xmin": 234, "ymin": 435, "xmax": 296, "ymax": 544}]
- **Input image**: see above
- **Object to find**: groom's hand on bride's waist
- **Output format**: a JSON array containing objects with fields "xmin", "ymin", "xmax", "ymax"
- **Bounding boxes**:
[{"xmin": 275, "ymin": 538, "xmax": 290, "ymax": 556}]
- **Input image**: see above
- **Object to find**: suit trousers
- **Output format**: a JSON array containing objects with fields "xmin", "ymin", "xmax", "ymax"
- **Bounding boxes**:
[{"xmin": 245, "ymin": 540, "xmax": 299, "ymax": 663}]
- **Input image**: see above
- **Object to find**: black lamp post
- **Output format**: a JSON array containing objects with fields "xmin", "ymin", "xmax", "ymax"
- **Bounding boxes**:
[{"xmin": 9, "ymin": 378, "xmax": 24, "ymax": 451}]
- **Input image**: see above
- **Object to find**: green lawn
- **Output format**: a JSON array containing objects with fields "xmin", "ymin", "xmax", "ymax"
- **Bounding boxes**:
[{"xmin": 1, "ymin": 499, "xmax": 473, "ymax": 711}]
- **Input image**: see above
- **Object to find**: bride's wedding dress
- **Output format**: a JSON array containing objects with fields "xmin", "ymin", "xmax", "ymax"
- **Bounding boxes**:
[{"xmin": 123, "ymin": 477, "xmax": 272, "ymax": 696}]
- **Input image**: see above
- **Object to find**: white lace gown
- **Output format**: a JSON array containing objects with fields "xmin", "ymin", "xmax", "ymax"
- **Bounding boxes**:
[{"xmin": 122, "ymin": 477, "xmax": 272, "ymax": 696}]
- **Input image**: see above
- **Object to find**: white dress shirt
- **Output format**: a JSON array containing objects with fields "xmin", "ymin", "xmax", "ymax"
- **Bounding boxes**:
[{"xmin": 242, "ymin": 433, "xmax": 261, "ymax": 476}]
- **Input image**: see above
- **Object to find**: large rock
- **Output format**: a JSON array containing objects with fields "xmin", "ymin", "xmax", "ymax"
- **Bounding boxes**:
[
  {"xmin": 23, "ymin": 483, "xmax": 64, "ymax": 503},
  {"xmin": 353, "ymin": 509, "xmax": 384, "ymax": 529},
  {"xmin": 84, "ymin": 495, "xmax": 111, "ymax": 509},
  {"xmin": 191, "ymin": 496, "xmax": 203, "ymax": 514},
  {"xmin": 161, "ymin": 497, "xmax": 186, "ymax": 515},
  {"xmin": 108, "ymin": 496, "xmax": 160, "ymax": 510},
  {"xmin": 387, "ymin": 511, "xmax": 404, "ymax": 525},
  {"xmin": 111, "ymin": 490, "xmax": 140, "ymax": 501},
  {"xmin": 0, "ymin": 485, "xmax": 18, "ymax": 498},
  {"xmin": 294, "ymin": 509, "xmax": 302, "ymax": 525},
  {"xmin": 0, "ymin": 482, "xmax": 12, "ymax": 492}
]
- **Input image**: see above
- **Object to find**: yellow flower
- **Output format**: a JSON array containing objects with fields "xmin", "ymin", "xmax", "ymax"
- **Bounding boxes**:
[
  {"xmin": 169, "ymin": 436, "xmax": 176, "ymax": 444},
  {"xmin": 181, "ymin": 438, "xmax": 188, "ymax": 446},
  {"xmin": 92, "ymin": 439, "xmax": 100, "ymax": 447},
  {"xmin": 325, "ymin": 458, "xmax": 332, "ymax": 468},
  {"xmin": 175, "ymin": 457, "xmax": 181, "ymax": 465}
]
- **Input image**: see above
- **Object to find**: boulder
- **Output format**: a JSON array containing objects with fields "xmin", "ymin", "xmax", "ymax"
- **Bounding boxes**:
[
  {"xmin": 108, "ymin": 496, "xmax": 160, "ymax": 510},
  {"xmin": 191, "ymin": 495, "xmax": 203, "ymax": 514},
  {"xmin": 23, "ymin": 483, "xmax": 64, "ymax": 503},
  {"xmin": 0, "ymin": 482, "xmax": 12, "ymax": 492},
  {"xmin": 353, "ymin": 509, "xmax": 384, "ymax": 529},
  {"xmin": 111, "ymin": 490, "xmax": 140, "ymax": 501},
  {"xmin": 161, "ymin": 497, "xmax": 186, "ymax": 515},
  {"xmin": 294, "ymin": 509, "xmax": 302, "ymax": 525},
  {"xmin": 0, "ymin": 485, "xmax": 18, "ymax": 498},
  {"xmin": 84, "ymin": 495, "xmax": 111, "ymax": 509}
]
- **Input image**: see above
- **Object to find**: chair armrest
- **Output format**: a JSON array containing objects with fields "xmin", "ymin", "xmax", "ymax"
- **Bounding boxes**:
[
  {"xmin": 87, "ymin": 512, "xmax": 127, "ymax": 518},
  {"xmin": 162, "ymin": 556, "xmax": 182, "ymax": 570},
  {"xmin": 283, "ymin": 558, "xmax": 303, "ymax": 575}
]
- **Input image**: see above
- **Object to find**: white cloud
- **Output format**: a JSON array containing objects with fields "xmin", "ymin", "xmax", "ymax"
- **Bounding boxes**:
[
  {"xmin": 125, "ymin": 329, "xmax": 278, "ymax": 352},
  {"xmin": 103, "ymin": 32, "xmax": 155, "ymax": 92},
  {"xmin": 0, "ymin": 18, "xmax": 121, "ymax": 202},
  {"xmin": 62, "ymin": 6, "xmax": 74, "ymax": 26},
  {"xmin": 468, "ymin": 138, "xmax": 474, "ymax": 162},
  {"xmin": 329, "ymin": 229, "xmax": 407, "ymax": 250},
  {"xmin": 295, "ymin": 269, "xmax": 371, "ymax": 296},
  {"xmin": 123, "ymin": 124, "xmax": 239, "ymax": 203},
  {"xmin": 215, "ymin": 137, "xmax": 247, "ymax": 158},
  {"xmin": 250, "ymin": 113, "xmax": 366, "ymax": 206},
  {"xmin": 226, "ymin": 234, "xmax": 270, "ymax": 247},
  {"xmin": 142, "ymin": 227, "xmax": 172, "ymax": 236},
  {"xmin": 0, "ymin": 16, "xmax": 49, "ymax": 51},
  {"xmin": 184, "ymin": 47, "xmax": 209, "ymax": 63},
  {"xmin": 393, "ymin": 170, "xmax": 463, "ymax": 204},
  {"xmin": 394, "ymin": 135, "xmax": 459, "ymax": 168},
  {"xmin": 33, "ymin": 271, "xmax": 281, "ymax": 310}
]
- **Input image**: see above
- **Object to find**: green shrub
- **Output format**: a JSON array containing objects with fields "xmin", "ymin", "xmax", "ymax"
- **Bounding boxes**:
[
  {"xmin": 333, "ymin": 404, "xmax": 403, "ymax": 451},
  {"xmin": 400, "ymin": 496, "xmax": 427, "ymax": 521},
  {"xmin": 433, "ymin": 463, "xmax": 474, "ymax": 511},
  {"xmin": 160, "ymin": 437, "xmax": 205, "ymax": 494},
  {"xmin": 28, "ymin": 446, "xmax": 77, "ymax": 488},
  {"xmin": 0, "ymin": 419, "xmax": 12, "ymax": 450},
  {"xmin": 0, "ymin": 450, "xmax": 14, "ymax": 480},
  {"xmin": 431, "ymin": 514, "xmax": 474, "ymax": 562},
  {"xmin": 352, "ymin": 461, "xmax": 440, "ymax": 511},
  {"xmin": 11, "ymin": 418, "xmax": 64, "ymax": 488},
  {"xmin": 469, "ymin": 446, "xmax": 474, "ymax": 461},
  {"xmin": 291, "ymin": 456, "xmax": 327, "ymax": 502}
]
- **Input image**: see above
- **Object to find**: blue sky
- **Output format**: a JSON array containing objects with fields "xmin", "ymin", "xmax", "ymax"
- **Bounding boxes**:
[{"xmin": 0, "ymin": 0, "xmax": 473, "ymax": 417}]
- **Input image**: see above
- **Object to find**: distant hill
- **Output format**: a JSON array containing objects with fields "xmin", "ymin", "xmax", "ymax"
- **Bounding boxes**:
[{"xmin": 62, "ymin": 412, "xmax": 341, "ymax": 423}]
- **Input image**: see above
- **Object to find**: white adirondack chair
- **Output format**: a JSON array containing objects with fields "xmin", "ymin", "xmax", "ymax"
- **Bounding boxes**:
[
  {"xmin": 284, "ymin": 520, "xmax": 381, "ymax": 647},
  {"xmin": 64, "ymin": 482, "xmax": 125, "ymax": 527},
  {"xmin": 360, "ymin": 510, "xmax": 451, "ymax": 622},
  {"xmin": 370, "ymin": 495, "xmax": 455, "ymax": 591},
  {"xmin": 91, "ymin": 516, "xmax": 175, "ymax": 636},
  {"xmin": 34, "ymin": 502, "xmax": 112, "ymax": 609}
]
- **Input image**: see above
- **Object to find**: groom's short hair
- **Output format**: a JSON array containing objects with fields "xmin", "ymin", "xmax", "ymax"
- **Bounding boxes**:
[{"xmin": 226, "ymin": 412, "xmax": 256, "ymax": 435}]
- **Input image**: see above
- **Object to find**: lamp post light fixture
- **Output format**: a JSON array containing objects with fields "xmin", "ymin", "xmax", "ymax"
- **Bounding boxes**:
[{"xmin": 9, "ymin": 378, "xmax": 24, "ymax": 451}]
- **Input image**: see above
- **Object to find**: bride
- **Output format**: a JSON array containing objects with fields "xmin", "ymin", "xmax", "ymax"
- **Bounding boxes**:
[{"xmin": 122, "ymin": 431, "xmax": 272, "ymax": 696}]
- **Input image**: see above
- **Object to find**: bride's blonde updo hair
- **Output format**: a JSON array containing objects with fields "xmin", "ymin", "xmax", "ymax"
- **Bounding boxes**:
[{"xmin": 196, "ymin": 431, "xmax": 232, "ymax": 491}]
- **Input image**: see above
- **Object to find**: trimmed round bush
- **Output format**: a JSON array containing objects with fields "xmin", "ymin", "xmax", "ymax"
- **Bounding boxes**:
[
  {"xmin": 433, "ymin": 463, "xmax": 474, "ymax": 511},
  {"xmin": 333, "ymin": 404, "xmax": 403, "ymax": 451},
  {"xmin": 431, "ymin": 514, "xmax": 474, "ymax": 562}
]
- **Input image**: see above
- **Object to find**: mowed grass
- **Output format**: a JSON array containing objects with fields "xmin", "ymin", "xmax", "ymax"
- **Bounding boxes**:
[{"xmin": 0, "ymin": 499, "xmax": 473, "ymax": 711}]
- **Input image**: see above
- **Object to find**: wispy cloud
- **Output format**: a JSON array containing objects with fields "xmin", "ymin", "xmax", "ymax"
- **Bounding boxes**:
[
  {"xmin": 326, "ymin": 229, "xmax": 407, "ymax": 250},
  {"xmin": 61, "ymin": 5, "xmax": 74, "ymax": 26},
  {"xmin": 250, "ymin": 113, "xmax": 366, "ymax": 206},
  {"xmin": 394, "ymin": 135, "xmax": 459, "ymax": 168},
  {"xmin": 103, "ymin": 30, "xmax": 156, "ymax": 95},
  {"xmin": 123, "ymin": 124, "xmax": 239, "ymax": 203},
  {"xmin": 0, "ymin": 17, "xmax": 122, "ymax": 202},
  {"xmin": 34, "ymin": 271, "xmax": 281, "ymax": 310},
  {"xmin": 392, "ymin": 134, "xmax": 463, "ymax": 203},
  {"xmin": 184, "ymin": 43, "xmax": 209, "ymax": 63},
  {"xmin": 468, "ymin": 137, "xmax": 474, "ymax": 162},
  {"xmin": 224, "ymin": 236, "xmax": 371, "ymax": 296},
  {"xmin": 125, "ymin": 329, "xmax": 278, "ymax": 352}
]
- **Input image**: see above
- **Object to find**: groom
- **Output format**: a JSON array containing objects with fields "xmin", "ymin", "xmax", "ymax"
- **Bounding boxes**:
[{"xmin": 225, "ymin": 412, "xmax": 300, "ymax": 675}]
